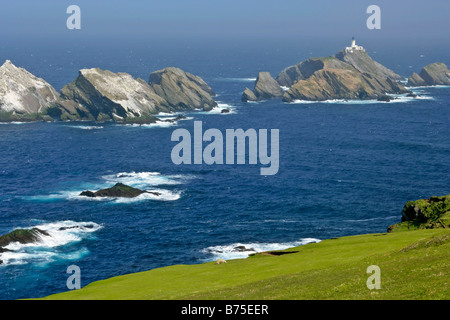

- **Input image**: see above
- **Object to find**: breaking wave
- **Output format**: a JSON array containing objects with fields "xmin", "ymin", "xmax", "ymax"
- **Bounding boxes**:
[
  {"xmin": 201, "ymin": 238, "xmax": 320, "ymax": 261},
  {"xmin": 0, "ymin": 220, "xmax": 102, "ymax": 266},
  {"xmin": 23, "ymin": 171, "xmax": 187, "ymax": 203}
]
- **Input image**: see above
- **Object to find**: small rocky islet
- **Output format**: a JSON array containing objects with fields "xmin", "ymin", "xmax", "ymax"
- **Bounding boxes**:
[
  {"xmin": 241, "ymin": 38, "xmax": 450, "ymax": 103},
  {"xmin": 79, "ymin": 183, "xmax": 161, "ymax": 198}
]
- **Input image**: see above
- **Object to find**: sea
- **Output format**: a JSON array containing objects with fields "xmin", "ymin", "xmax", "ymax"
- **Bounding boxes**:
[{"xmin": 0, "ymin": 36, "xmax": 449, "ymax": 299}]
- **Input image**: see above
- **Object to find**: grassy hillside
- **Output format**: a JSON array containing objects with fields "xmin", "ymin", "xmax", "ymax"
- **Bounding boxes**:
[{"xmin": 38, "ymin": 228, "xmax": 449, "ymax": 300}]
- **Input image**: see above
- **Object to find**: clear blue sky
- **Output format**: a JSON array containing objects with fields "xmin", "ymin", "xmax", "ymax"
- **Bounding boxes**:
[{"xmin": 0, "ymin": 0, "xmax": 448, "ymax": 43}]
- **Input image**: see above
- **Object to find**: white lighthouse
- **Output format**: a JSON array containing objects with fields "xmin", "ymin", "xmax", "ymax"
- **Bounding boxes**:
[{"xmin": 345, "ymin": 37, "xmax": 365, "ymax": 53}]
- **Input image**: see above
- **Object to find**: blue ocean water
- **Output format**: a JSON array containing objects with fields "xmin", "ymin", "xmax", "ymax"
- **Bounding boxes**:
[{"xmin": 0, "ymin": 38, "xmax": 449, "ymax": 299}]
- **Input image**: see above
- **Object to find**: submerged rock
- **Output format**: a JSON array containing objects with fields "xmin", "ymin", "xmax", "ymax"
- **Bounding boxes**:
[{"xmin": 80, "ymin": 183, "xmax": 161, "ymax": 198}]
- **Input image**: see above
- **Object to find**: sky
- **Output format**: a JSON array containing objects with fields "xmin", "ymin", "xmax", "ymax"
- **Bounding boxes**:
[{"xmin": 0, "ymin": 0, "xmax": 448, "ymax": 44}]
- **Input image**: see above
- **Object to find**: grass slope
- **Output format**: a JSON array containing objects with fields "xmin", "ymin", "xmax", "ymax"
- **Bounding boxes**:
[{"xmin": 39, "ymin": 229, "xmax": 450, "ymax": 300}]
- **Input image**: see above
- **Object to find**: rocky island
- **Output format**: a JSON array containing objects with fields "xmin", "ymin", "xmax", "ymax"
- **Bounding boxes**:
[
  {"xmin": 242, "ymin": 38, "xmax": 410, "ymax": 103},
  {"xmin": 407, "ymin": 62, "xmax": 450, "ymax": 87},
  {"xmin": 0, "ymin": 60, "xmax": 217, "ymax": 123},
  {"xmin": 79, "ymin": 183, "xmax": 161, "ymax": 198}
]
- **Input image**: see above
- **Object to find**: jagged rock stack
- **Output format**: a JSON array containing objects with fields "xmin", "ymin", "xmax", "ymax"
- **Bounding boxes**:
[
  {"xmin": 407, "ymin": 63, "xmax": 450, "ymax": 87},
  {"xmin": 0, "ymin": 60, "xmax": 217, "ymax": 123}
]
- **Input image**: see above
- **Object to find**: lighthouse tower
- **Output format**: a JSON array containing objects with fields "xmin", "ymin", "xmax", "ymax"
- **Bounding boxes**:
[{"xmin": 345, "ymin": 37, "xmax": 365, "ymax": 53}]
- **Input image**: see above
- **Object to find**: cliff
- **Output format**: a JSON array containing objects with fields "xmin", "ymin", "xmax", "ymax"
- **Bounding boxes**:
[
  {"xmin": 1, "ymin": 60, "xmax": 218, "ymax": 123},
  {"xmin": 242, "ymin": 41, "xmax": 409, "ymax": 102},
  {"xmin": 148, "ymin": 67, "xmax": 217, "ymax": 112},
  {"xmin": 407, "ymin": 63, "xmax": 450, "ymax": 86}
]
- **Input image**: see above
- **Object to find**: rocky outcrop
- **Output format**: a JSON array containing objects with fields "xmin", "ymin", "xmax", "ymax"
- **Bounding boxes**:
[
  {"xmin": 0, "ymin": 228, "xmax": 49, "ymax": 248},
  {"xmin": 1, "ymin": 60, "xmax": 218, "ymax": 123},
  {"xmin": 387, "ymin": 195, "xmax": 450, "ymax": 232},
  {"xmin": 407, "ymin": 63, "xmax": 450, "ymax": 86},
  {"xmin": 241, "ymin": 72, "xmax": 284, "ymax": 102},
  {"xmin": 276, "ymin": 57, "xmax": 352, "ymax": 88},
  {"xmin": 148, "ymin": 67, "xmax": 217, "ymax": 112},
  {"xmin": 243, "ymin": 41, "xmax": 410, "ymax": 103},
  {"xmin": 60, "ymin": 68, "xmax": 172, "ymax": 123},
  {"xmin": 282, "ymin": 68, "xmax": 408, "ymax": 102},
  {"xmin": 0, "ymin": 60, "xmax": 59, "ymax": 122},
  {"xmin": 80, "ymin": 183, "xmax": 161, "ymax": 198},
  {"xmin": 335, "ymin": 50, "xmax": 403, "ymax": 81}
]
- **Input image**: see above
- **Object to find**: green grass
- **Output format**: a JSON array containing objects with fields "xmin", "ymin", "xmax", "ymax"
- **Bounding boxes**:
[{"xmin": 37, "ymin": 229, "xmax": 450, "ymax": 300}]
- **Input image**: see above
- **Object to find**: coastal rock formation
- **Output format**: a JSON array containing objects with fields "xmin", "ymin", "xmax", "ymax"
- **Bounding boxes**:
[
  {"xmin": 387, "ymin": 195, "xmax": 450, "ymax": 232},
  {"xmin": 283, "ymin": 68, "xmax": 408, "ymax": 102},
  {"xmin": 276, "ymin": 57, "xmax": 352, "ymax": 88},
  {"xmin": 241, "ymin": 72, "xmax": 284, "ymax": 102},
  {"xmin": 80, "ymin": 183, "xmax": 161, "ymax": 198},
  {"xmin": 148, "ymin": 67, "xmax": 217, "ymax": 112},
  {"xmin": 60, "ymin": 68, "xmax": 171, "ymax": 123},
  {"xmin": 0, "ymin": 228, "xmax": 49, "ymax": 248},
  {"xmin": 0, "ymin": 60, "xmax": 59, "ymax": 122},
  {"xmin": 407, "ymin": 63, "xmax": 450, "ymax": 86},
  {"xmin": 1, "ymin": 59, "xmax": 218, "ymax": 123},
  {"xmin": 242, "ymin": 38, "xmax": 410, "ymax": 103},
  {"xmin": 334, "ymin": 49, "xmax": 403, "ymax": 81}
]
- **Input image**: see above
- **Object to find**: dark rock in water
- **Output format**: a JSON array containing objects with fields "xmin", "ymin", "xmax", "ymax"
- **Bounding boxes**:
[
  {"xmin": 79, "ymin": 183, "xmax": 161, "ymax": 198},
  {"xmin": 0, "ymin": 228, "xmax": 49, "ymax": 248},
  {"xmin": 233, "ymin": 245, "xmax": 255, "ymax": 252},
  {"xmin": 377, "ymin": 95, "xmax": 393, "ymax": 102},
  {"xmin": 80, "ymin": 190, "xmax": 96, "ymax": 197},
  {"xmin": 221, "ymin": 108, "xmax": 230, "ymax": 113},
  {"xmin": 406, "ymin": 93, "xmax": 417, "ymax": 98}
]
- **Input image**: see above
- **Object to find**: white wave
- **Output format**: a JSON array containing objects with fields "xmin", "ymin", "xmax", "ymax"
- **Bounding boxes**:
[
  {"xmin": 0, "ymin": 221, "xmax": 101, "ymax": 266},
  {"xmin": 344, "ymin": 215, "xmax": 398, "ymax": 223},
  {"xmin": 199, "ymin": 103, "xmax": 236, "ymax": 115},
  {"xmin": 102, "ymin": 171, "xmax": 184, "ymax": 188},
  {"xmin": 215, "ymin": 77, "xmax": 256, "ymax": 82},
  {"xmin": 289, "ymin": 94, "xmax": 434, "ymax": 105},
  {"xmin": 64, "ymin": 125, "xmax": 104, "ymax": 130},
  {"xmin": 114, "ymin": 188, "xmax": 181, "ymax": 203},
  {"xmin": 24, "ymin": 171, "xmax": 187, "ymax": 204},
  {"xmin": 202, "ymin": 238, "xmax": 320, "ymax": 261},
  {"xmin": 280, "ymin": 86, "xmax": 290, "ymax": 91}
]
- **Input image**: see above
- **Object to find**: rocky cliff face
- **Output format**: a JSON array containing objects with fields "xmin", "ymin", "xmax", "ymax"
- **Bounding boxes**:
[
  {"xmin": 60, "ymin": 68, "xmax": 171, "ymax": 123},
  {"xmin": 407, "ymin": 63, "xmax": 450, "ymax": 86},
  {"xmin": 148, "ymin": 67, "xmax": 217, "ymax": 112},
  {"xmin": 276, "ymin": 57, "xmax": 352, "ymax": 88},
  {"xmin": 242, "ymin": 46, "xmax": 409, "ymax": 102},
  {"xmin": 282, "ymin": 68, "xmax": 408, "ymax": 102},
  {"xmin": 242, "ymin": 72, "xmax": 284, "ymax": 102},
  {"xmin": 1, "ymin": 60, "xmax": 218, "ymax": 123},
  {"xmin": 335, "ymin": 50, "xmax": 403, "ymax": 81},
  {"xmin": 0, "ymin": 60, "xmax": 59, "ymax": 121}
]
